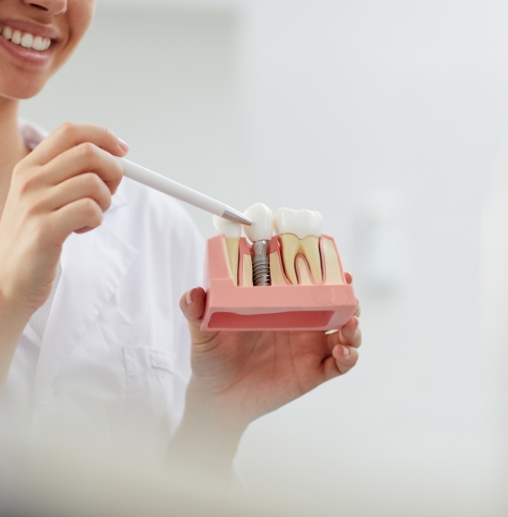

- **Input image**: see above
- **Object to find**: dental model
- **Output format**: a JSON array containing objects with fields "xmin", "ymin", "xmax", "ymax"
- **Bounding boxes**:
[
  {"xmin": 273, "ymin": 208, "xmax": 323, "ymax": 285},
  {"xmin": 243, "ymin": 203, "xmax": 273, "ymax": 286},
  {"xmin": 213, "ymin": 215, "xmax": 242, "ymax": 285},
  {"xmin": 201, "ymin": 203, "xmax": 356, "ymax": 331}
]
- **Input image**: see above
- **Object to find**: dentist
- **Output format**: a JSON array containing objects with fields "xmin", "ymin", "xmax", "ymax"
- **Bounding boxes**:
[{"xmin": 0, "ymin": 0, "xmax": 361, "ymax": 481}]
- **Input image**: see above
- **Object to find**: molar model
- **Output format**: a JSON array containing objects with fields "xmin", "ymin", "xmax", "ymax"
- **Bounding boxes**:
[
  {"xmin": 202, "ymin": 204, "xmax": 357, "ymax": 331},
  {"xmin": 274, "ymin": 208, "xmax": 323, "ymax": 285}
]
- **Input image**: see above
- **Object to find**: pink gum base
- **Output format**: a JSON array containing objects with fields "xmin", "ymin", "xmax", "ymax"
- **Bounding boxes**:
[{"xmin": 200, "ymin": 235, "xmax": 358, "ymax": 331}]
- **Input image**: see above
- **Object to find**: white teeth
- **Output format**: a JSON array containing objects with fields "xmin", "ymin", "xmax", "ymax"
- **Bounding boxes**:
[
  {"xmin": 0, "ymin": 25, "xmax": 51, "ymax": 52},
  {"xmin": 243, "ymin": 203, "xmax": 274, "ymax": 242},
  {"xmin": 20, "ymin": 33, "xmax": 33, "ymax": 48},
  {"xmin": 32, "ymin": 36, "xmax": 43, "ymax": 51},
  {"xmin": 273, "ymin": 208, "xmax": 323, "ymax": 239},
  {"xmin": 11, "ymin": 30, "xmax": 21, "ymax": 45},
  {"xmin": 213, "ymin": 215, "xmax": 242, "ymax": 239}
]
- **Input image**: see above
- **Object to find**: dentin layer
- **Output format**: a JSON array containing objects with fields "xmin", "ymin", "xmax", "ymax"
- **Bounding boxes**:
[{"xmin": 279, "ymin": 234, "xmax": 323, "ymax": 285}]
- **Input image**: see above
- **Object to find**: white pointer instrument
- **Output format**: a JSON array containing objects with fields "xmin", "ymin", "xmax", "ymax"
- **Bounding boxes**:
[{"xmin": 119, "ymin": 158, "xmax": 252, "ymax": 226}]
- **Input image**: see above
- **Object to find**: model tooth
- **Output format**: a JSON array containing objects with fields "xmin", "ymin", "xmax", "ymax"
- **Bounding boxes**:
[
  {"xmin": 274, "ymin": 208, "xmax": 323, "ymax": 285},
  {"xmin": 213, "ymin": 215, "xmax": 241, "ymax": 285},
  {"xmin": 242, "ymin": 203, "xmax": 273, "ymax": 242},
  {"xmin": 213, "ymin": 215, "xmax": 241, "ymax": 239}
]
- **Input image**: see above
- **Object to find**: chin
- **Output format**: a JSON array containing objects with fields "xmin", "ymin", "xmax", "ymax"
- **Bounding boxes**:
[{"xmin": 0, "ymin": 77, "xmax": 47, "ymax": 100}]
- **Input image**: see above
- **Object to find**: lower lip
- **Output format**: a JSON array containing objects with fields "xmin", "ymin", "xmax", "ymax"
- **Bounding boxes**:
[{"xmin": 0, "ymin": 34, "xmax": 53, "ymax": 67}]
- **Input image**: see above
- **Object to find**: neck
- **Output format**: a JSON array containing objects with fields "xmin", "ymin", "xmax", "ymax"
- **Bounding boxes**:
[{"xmin": 0, "ymin": 97, "xmax": 27, "ymax": 214}]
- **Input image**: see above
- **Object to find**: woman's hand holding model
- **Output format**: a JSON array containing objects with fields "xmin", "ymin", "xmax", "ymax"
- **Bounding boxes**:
[
  {"xmin": 171, "ymin": 284, "xmax": 361, "ymax": 475},
  {"xmin": 0, "ymin": 123, "xmax": 127, "ymax": 383}
]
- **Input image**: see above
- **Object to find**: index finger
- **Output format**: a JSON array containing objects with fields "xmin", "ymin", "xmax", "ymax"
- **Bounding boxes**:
[{"xmin": 25, "ymin": 122, "xmax": 128, "ymax": 166}]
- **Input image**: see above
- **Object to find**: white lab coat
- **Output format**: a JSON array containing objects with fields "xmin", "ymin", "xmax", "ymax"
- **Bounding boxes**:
[{"xmin": 0, "ymin": 122, "xmax": 205, "ymax": 474}]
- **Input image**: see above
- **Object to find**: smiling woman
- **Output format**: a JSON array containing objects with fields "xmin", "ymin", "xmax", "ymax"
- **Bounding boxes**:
[
  {"xmin": 0, "ymin": 1, "xmax": 92, "ymax": 99},
  {"xmin": 0, "ymin": 0, "xmax": 361, "ymax": 510}
]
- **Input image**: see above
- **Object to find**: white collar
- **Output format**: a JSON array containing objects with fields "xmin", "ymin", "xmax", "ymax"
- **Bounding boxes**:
[{"xmin": 18, "ymin": 118, "xmax": 48, "ymax": 150}]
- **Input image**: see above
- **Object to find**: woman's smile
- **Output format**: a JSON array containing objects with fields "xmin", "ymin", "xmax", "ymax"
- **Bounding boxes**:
[
  {"xmin": 0, "ymin": 18, "xmax": 58, "ymax": 67},
  {"xmin": 0, "ymin": 0, "xmax": 94, "ymax": 98}
]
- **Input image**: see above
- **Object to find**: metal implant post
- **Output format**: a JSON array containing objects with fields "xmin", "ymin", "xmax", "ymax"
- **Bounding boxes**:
[{"xmin": 252, "ymin": 240, "xmax": 271, "ymax": 286}]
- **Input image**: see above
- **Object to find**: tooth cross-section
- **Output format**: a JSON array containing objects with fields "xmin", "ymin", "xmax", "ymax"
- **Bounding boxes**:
[{"xmin": 279, "ymin": 234, "xmax": 322, "ymax": 285}]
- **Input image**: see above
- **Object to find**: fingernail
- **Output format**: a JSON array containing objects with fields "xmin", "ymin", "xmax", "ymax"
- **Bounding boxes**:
[
  {"xmin": 186, "ymin": 289, "xmax": 195, "ymax": 306},
  {"xmin": 342, "ymin": 346, "xmax": 350, "ymax": 357},
  {"xmin": 354, "ymin": 317, "xmax": 359, "ymax": 328},
  {"xmin": 117, "ymin": 138, "xmax": 129, "ymax": 152}
]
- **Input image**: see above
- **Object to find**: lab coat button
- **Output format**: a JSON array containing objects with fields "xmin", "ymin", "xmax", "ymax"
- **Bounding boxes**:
[{"xmin": 40, "ymin": 387, "xmax": 55, "ymax": 406}]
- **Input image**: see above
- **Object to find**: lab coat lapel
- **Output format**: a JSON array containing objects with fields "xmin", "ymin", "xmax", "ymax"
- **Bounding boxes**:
[{"xmin": 33, "ymin": 194, "xmax": 138, "ymax": 408}]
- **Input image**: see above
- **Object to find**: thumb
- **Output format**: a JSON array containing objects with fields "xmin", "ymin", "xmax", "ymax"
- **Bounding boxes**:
[
  {"xmin": 180, "ymin": 287, "xmax": 220, "ymax": 346},
  {"xmin": 179, "ymin": 287, "xmax": 207, "ymax": 329}
]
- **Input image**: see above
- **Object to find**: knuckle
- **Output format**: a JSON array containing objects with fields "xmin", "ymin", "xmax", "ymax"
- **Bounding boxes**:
[
  {"xmin": 12, "ymin": 162, "xmax": 26, "ymax": 177},
  {"xmin": 77, "ymin": 142, "xmax": 98, "ymax": 159},
  {"xmin": 58, "ymin": 121, "xmax": 79, "ymax": 135},
  {"xmin": 81, "ymin": 172, "xmax": 102, "ymax": 193},
  {"xmin": 16, "ymin": 170, "xmax": 40, "ymax": 195},
  {"xmin": 81, "ymin": 197, "xmax": 99, "ymax": 216},
  {"xmin": 99, "ymin": 125, "xmax": 115, "ymax": 140},
  {"xmin": 81, "ymin": 199, "xmax": 103, "ymax": 226}
]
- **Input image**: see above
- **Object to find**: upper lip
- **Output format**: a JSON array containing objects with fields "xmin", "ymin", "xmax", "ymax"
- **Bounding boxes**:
[{"xmin": 0, "ymin": 18, "xmax": 60, "ymax": 41}]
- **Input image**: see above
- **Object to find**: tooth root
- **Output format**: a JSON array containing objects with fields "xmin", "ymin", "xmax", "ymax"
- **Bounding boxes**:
[
  {"xmin": 241, "ymin": 254, "xmax": 253, "ymax": 287},
  {"xmin": 279, "ymin": 234, "xmax": 300, "ymax": 285},
  {"xmin": 300, "ymin": 235, "xmax": 323, "ymax": 283},
  {"xmin": 270, "ymin": 252, "xmax": 287, "ymax": 286},
  {"xmin": 296, "ymin": 255, "xmax": 313, "ymax": 285},
  {"xmin": 223, "ymin": 238, "xmax": 239, "ymax": 286}
]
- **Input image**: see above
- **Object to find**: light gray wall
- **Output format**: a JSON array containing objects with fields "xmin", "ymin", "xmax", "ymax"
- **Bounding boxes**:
[
  {"xmin": 235, "ymin": 2, "xmax": 507, "ymax": 515},
  {"xmin": 19, "ymin": 1, "xmax": 508, "ymax": 514}
]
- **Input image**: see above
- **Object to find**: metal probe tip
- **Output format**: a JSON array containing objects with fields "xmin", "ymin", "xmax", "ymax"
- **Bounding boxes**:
[{"xmin": 222, "ymin": 208, "xmax": 252, "ymax": 226}]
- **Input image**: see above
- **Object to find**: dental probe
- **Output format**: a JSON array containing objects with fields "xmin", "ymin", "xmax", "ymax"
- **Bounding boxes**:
[{"xmin": 119, "ymin": 158, "xmax": 252, "ymax": 226}]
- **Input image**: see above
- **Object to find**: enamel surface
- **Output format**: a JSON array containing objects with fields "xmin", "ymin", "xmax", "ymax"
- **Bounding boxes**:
[
  {"xmin": 213, "ymin": 215, "xmax": 242, "ymax": 238},
  {"xmin": 0, "ymin": 25, "xmax": 51, "ymax": 52},
  {"xmin": 273, "ymin": 208, "xmax": 323, "ymax": 239},
  {"xmin": 243, "ymin": 203, "xmax": 273, "ymax": 242}
]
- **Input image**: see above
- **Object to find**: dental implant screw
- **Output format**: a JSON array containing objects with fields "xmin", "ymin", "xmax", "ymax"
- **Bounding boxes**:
[{"xmin": 252, "ymin": 240, "xmax": 271, "ymax": 286}]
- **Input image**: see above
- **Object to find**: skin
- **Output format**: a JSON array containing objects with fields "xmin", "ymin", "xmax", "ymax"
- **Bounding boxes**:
[{"xmin": 0, "ymin": 0, "xmax": 361, "ymax": 479}]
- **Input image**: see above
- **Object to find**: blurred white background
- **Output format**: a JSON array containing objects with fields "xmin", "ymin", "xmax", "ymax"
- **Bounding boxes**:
[{"xmin": 20, "ymin": 0, "xmax": 508, "ymax": 514}]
